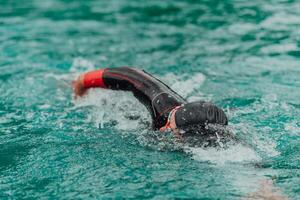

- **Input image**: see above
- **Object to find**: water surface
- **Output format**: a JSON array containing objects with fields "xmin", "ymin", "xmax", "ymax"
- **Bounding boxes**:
[{"xmin": 0, "ymin": 0, "xmax": 299, "ymax": 199}]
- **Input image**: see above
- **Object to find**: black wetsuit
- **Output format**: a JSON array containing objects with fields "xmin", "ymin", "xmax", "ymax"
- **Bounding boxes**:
[{"xmin": 101, "ymin": 67, "xmax": 187, "ymax": 130}]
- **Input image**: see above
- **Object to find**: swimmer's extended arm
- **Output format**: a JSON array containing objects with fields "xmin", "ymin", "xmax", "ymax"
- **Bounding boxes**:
[{"xmin": 72, "ymin": 67, "xmax": 145, "ymax": 98}]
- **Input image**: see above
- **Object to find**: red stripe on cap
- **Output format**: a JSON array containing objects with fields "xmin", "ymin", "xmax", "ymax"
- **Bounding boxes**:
[{"xmin": 83, "ymin": 69, "xmax": 106, "ymax": 89}]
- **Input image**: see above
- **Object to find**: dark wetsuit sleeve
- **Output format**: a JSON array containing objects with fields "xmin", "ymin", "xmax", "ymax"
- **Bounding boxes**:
[
  {"xmin": 83, "ymin": 67, "xmax": 186, "ymax": 129},
  {"xmin": 102, "ymin": 67, "xmax": 145, "ymax": 91}
]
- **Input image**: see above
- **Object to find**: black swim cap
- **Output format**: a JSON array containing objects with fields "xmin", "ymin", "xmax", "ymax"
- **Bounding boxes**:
[{"xmin": 175, "ymin": 101, "xmax": 228, "ymax": 130}]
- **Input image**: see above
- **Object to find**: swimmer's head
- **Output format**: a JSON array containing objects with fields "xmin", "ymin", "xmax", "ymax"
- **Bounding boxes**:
[
  {"xmin": 174, "ymin": 101, "xmax": 228, "ymax": 132},
  {"xmin": 159, "ymin": 101, "xmax": 228, "ymax": 140}
]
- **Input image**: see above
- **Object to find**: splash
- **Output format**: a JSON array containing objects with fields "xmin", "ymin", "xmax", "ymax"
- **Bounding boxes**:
[
  {"xmin": 74, "ymin": 89, "xmax": 150, "ymax": 130},
  {"xmin": 186, "ymin": 143, "xmax": 261, "ymax": 165}
]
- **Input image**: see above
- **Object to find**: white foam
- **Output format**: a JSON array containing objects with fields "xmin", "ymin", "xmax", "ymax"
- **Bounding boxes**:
[
  {"xmin": 74, "ymin": 89, "xmax": 150, "ymax": 130},
  {"xmin": 186, "ymin": 143, "xmax": 261, "ymax": 165}
]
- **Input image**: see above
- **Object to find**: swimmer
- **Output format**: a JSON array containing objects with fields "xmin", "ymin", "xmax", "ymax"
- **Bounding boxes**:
[{"xmin": 73, "ymin": 67, "xmax": 230, "ymax": 146}]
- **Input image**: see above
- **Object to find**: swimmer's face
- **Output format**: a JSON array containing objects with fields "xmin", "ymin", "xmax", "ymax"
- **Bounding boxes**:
[{"xmin": 160, "ymin": 110, "xmax": 182, "ymax": 138}]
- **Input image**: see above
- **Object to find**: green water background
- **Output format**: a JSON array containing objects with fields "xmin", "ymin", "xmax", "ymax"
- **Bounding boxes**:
[{"xmin": 0, "ymin": 0, "xmax": 299, "ymax": 199}]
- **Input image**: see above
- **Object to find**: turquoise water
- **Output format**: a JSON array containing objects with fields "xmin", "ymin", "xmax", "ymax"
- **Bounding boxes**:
[{"xmin": 1, "ymin": 0, "xmax": 299, "ymax": 199}]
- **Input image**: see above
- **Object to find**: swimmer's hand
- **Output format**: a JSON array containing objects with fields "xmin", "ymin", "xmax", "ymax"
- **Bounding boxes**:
[{"xmin": 72, "ymin": 75, "xmax": 86, "ymax": 99}]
